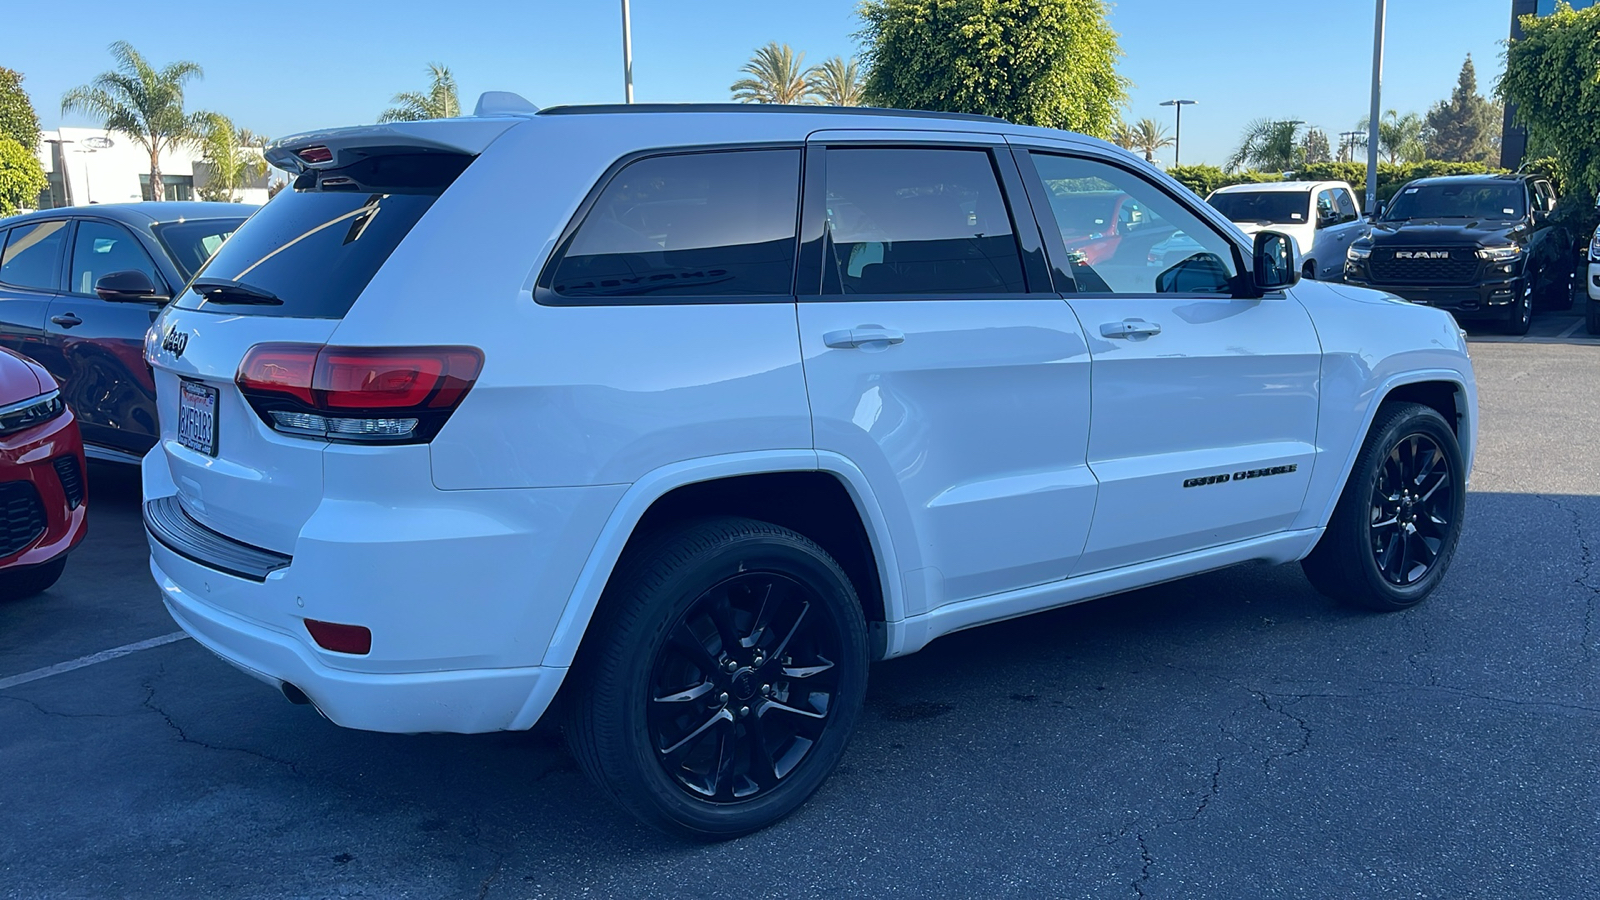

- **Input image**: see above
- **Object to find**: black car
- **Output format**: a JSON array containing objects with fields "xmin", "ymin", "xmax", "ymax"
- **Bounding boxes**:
[
  {"xmin": 0, "ymin": 202, "xmax": 253, "ymax": 462},
  {"xmin": 1343, "ymin": 174, "xmax": 1572, "ymax": 335}
]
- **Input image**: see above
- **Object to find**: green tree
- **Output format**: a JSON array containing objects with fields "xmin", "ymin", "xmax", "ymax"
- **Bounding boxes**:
[
  {"xmin": 196, "ymin": 114, "xmax": 268, "ymax": 202},
  {"xmin": 731, "ymin": 43, "xmax": 809, "ymax": 104},
  {"xmin": 806, "ymin": 56, "xmax": 866, "ymax": 107},
  {"xmin": 379, "ymin": 63, "xmax": 460, "ymax": 122},
  {"xmin": 1356, "ymin": 110, "xmax": 1428, "ymax": 164},
  {"xmin": 858, "ymin": 0, "xmax": 1128, "ymax": 137},
  {"xmin": 0, "ymin": 137, "xmax": 47, "ymax": 215},
  {"xmin": 1499, "ymin": 3, "xmax": 1600, "ymax": 202},
  {"xmin": 1425, "ymin": 55, "xmax": 1500, "ymax": 163},
  {"xmin": 0, "ymin": 68, "xmax": 42, "ymax": 152},
  {"xmin": 60, "ymin": 42, "xmax": 209, "ymax": 202},
  {"xmin": 1301, "ymin": 127, "xmax": 1332, "ymax": 165},
  {"xmin": 1226, "ymin": 119, "xmax": 1305, "ymax": 173},
  {"xmin": 1109, "ymin": 121, "xmax": 1137, "ymax": 150},
  {"xmin": 1128, "ymin": 117, "xmax": 1173, "ymax": 164}
]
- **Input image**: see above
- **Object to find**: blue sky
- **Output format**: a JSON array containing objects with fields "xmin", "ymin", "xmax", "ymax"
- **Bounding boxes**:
[{"xmin": 7, "ymin": 0, "xmax": 1513, "ymax": 167}]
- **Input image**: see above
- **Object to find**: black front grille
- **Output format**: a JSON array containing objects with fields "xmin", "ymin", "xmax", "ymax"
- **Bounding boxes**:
[
  {"xmin": 1367, "ymin": 249, "xmax": 1480, "ymax": 284},
  {"xmin": 53, "ymin": 456, "xmax": 83, "ymax": 510},
  {"xmin": 0, "ymin": 481, "xmax": 46, "ymax": 558}
]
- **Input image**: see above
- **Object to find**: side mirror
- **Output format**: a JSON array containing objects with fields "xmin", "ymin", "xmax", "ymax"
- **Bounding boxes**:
[
  {"xmin": 1252, "ymin": 231, "xmax": 1298, "ymax": 293},
  {"xmin": 94, "ymin": 270, "xmax": 165, "ymax": 303}
]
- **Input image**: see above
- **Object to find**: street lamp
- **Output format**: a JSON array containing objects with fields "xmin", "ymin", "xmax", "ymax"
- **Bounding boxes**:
[
  {"xmin": 621, "ymin": 0, "xmax": 634, "ymax": 103},
  {"xmin": 1160, "ymin": 99, "xmax": 1196, "ymax": 167},
  {"xmin": 1366, "ymin": 0, "xmax": 1387, "ymax": 212}
]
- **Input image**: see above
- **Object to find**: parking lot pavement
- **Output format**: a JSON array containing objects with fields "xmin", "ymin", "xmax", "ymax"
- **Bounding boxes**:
[
  {"xmin": 2, "ymin": 340, "xmax": 1597, "ymax": 900},
  {"xmin": 1464, "ymin": 308, "xmax": 1598, "ymax": 344}
]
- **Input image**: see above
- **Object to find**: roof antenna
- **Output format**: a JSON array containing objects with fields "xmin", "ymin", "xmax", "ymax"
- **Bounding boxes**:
[{"xmin": 474, "ymin": 92, "xmax": 540, "ymax": 118}]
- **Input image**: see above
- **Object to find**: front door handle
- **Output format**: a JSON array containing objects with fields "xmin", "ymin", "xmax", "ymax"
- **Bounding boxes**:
[
  {"xmin": 51, "ymin": 313, "xmax": 83, "ymax": 328},
  {"xmin": 1100, "ymin": 319, "xmax": 1161, "ymax": 339},
  {"xmin": 824, "ymin": 326, "xmax": 906, "ymax": 349}
]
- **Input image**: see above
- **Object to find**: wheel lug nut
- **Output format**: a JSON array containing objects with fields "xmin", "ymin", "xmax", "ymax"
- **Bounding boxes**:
[
  {"xmin": 739, "ymin": 706, "xmax": 750, "ymax": 718},
  {"xmin": 718, "ymin": 692, "xmax": 729, "ymax": 705},
  {"xmin": 761, "ymin": 684, "xmax": 771, "ymax": 696}
]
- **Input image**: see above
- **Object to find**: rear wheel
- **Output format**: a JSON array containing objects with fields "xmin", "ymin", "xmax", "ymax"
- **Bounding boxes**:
[
  {"xmin": 563, "ymin": 517, "xmax": 869, "ymax": 839},
  {"xmin": 1588, "ymin": 299, "xmax": 1600, "ymax": 336},
  {"xmin": 1302, "ymin": 402, "xmax": 1465, "ymax": 611},
  {"xmin": 0, "ymin": 558, "xmax": 67, "ymax": 601}
]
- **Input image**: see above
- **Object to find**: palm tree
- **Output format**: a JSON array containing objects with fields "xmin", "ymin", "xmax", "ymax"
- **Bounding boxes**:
[
  {"xmin": 1129, "ymin": 118, "xmax": 1175, "ymax": 164},
  {"xmin": 1110, "ymin": 122, "xmax": 1138, "ymax": 151},
  {"xmin": 1225, "ymin": 118, "xmax": 1305, "ymax": 173},
  {"xmin": 60, "ymin": 42, "xmax": 209, "ymax": 202},
  {"xmin": 731, "ymin": 43, "xmax": 808, "ymax": 104},
  {"xmin": 1356, "ymin": 110, "xmax": 1428, "ymax": 164},
  {"xmin": 805, "ymin": 56, "xmax": 865, "ymax": 107},
  {"xmin": 196, "ymin": 114, "xmax": 268, "ymax": 203},
  {"xmin": 379, "ymin": 64, "xmax": 460, "ymax": 122}
]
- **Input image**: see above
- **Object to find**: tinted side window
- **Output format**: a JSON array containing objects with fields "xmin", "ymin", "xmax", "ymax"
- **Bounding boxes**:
[
  {"xmin": 71, "ymin": 221, "xmax": 162, "ymax": 295},
  {"xmin": 0, "ymin": 221, "xmax": 69, "ymax": 291},
  {"xmin": 1029, "ymin": 152, "xmax": 1237, "ymax": 295},
  {"xmin": 549, "ymin": 149, "xmax": 800, "ymax": 300},
  {"xmin": 822, "ymin": 147, "xmax": 1026, "ymax": 295},
  {"xmin": 1334, "ymin": 188, "xmax": 1358, "ymax": 222}
]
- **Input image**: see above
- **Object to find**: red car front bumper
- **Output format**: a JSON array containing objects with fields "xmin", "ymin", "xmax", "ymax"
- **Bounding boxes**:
[{"xmin": 0, "ymin": 406, "xmax": 87, "ymax": 570}]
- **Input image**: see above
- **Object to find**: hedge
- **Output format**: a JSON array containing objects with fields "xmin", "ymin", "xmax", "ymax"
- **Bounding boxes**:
[{"xmin": 1167, "ymin": 160, "xmax": 1503, "ymax": 209}]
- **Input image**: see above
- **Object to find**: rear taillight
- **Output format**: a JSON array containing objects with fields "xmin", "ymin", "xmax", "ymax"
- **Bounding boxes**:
[
  {"xmin": 236, "ymin": 343, "xmax": 482, "ymax": 444},
  {"xmin": 296, "ymin": 145, "xmax": 333, "ymax": 164}
]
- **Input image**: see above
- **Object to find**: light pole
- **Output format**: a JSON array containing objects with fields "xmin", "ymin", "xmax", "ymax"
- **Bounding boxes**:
[
  {"xmin": 621, "ymin": 0, "xmax": 634, "ymax": 103},
  {"xmin": 1160, "ymin": 99, "xmax": 1196, "ymax": 167},
  {"xmin": 1339, "ymin": 130, "xmax": 1364, "ymax": 163},
  {"xmin": 1366, "ymin": 0, "xmax": 1387, "ymax": 212}
]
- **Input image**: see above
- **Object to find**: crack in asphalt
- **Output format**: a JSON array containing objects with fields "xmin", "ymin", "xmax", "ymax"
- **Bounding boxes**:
[
  {"xmin": 1539, "ymin": 494, "xmax": 1598, "ymax": 669},
  {"xmin": 1252, "ymin": 692, "xmax": 1312, "ymax": 775},
  {"xmin": 1400, "ymin": 608, "xmax": 1440, "ymax": 687},
  {"xmin": 139, "ymin": 665, "xmax": 305, "ymax": 777}
]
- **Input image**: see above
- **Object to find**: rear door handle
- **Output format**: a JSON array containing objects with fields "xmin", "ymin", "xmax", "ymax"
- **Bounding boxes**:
[
  {"xmin": 824, "ymin": 326, "xmax": 906, "ymax": 349},
  {"xmin": 1100, "ymin": 319, "xmax": 1160, "ymax": 339},
  {"xmin": 50, "ymin": 313, "xmax": 83, "ymax": 328}
]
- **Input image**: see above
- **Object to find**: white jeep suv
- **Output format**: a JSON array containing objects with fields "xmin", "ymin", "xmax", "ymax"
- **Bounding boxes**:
[{"xmin": 142, "ymin": 97, "xmax": 1476, "ymax": 839}]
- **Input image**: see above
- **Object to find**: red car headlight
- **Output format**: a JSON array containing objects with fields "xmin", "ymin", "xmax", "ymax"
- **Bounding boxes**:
[{"xmin": 0, "ymin": 390, "xmax": 66, "ymax": 437}]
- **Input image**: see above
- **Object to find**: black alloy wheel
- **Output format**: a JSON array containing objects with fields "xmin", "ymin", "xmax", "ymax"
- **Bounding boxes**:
[
  {"xmin": 1368, "ymin": 433, "xmax": 1454, "ymax": 587},
  {"xmin": 564, "ymin": 517, "xmax": 869, "ymax": 839},
  {"xmin": 649, "ymin": 571, "xmax": 841, "ymax": 801},
  {"xmin": 1302, "ymin": 402, "xmax": 1466, "ymax": 611},
  {"xmin": 1505, "ymin": 288, "xmax": 1533, "ymax": 335}
]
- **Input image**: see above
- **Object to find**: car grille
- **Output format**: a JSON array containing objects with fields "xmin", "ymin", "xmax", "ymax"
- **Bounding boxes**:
[
  {"xmin": 0, "ymin": 481, "xmax": 47, "ymax": 558},
  {"xmin": 1367, "ymin": 249, "xmax": 1480, "ymax": 284},
  {"xmin": 53, "ymin": 456, "xmax": 83, "ymax": 510}
]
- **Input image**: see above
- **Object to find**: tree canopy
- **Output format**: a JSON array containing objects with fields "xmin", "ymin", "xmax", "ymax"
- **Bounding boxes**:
[
  {"xmin": 857, "ymin": 0, "xmax": 1128, "ymax": 137},
  {"xmin": 0, "ymin": 68, "xmax": 42, "ymax": 152},
  {"xmin": 731, "ymin": 43, "xmax": 811, "ymax": 104},
  {"xmin": 379, "ymin": 64, "xmax": 460, "ymax": 122},
  {"xmin": 1499, "ymin": 2, "xmax": 1600, "ymax": 201},
  {"xmin": 807, "ymin": 56, "xmax": 867, "ymax": 107},
  {"xmin": 1425, "ymin": 55, "xmax": 1500, "ymax": 164},
  {"xmin": 1226, "ymin": 119, "xmax": 1305, "ymax": 173}
]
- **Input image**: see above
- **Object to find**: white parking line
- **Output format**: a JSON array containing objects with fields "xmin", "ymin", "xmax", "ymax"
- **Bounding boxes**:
[
  {"xmin": 1558, "ymin": 318, "xmax": 1585, "ymax": 339},
  {"xmin": 0, "ymin": 632, "xmax": 191, "ymax": 691}
]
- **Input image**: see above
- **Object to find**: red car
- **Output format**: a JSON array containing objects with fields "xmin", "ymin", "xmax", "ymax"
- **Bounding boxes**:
[{"xmin": 0, "ymin": 347, "xmax": 86, "ymax": 598}]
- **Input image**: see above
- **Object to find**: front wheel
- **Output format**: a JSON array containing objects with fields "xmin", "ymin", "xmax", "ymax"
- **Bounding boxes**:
[
  {"xmin": 1503, "ymin": 289, "xmax": 1532, "ymax": 335},
  {"xmin": 1302, "ymin": 402, "xmax": 1465, "ymax": 611},
  {"xmin": 1587, "ymin": 298, "xmax": 1600, "ymax": 336},
  {"xmin": 563, "ymin": 517, "xmax": 869, "ymax": 839}
]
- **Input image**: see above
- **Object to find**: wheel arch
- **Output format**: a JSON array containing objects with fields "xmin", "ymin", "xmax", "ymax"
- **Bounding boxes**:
[
  {"xmin": 1299, "ymin": 369, "xmax": 1474, "ymax": 534},
  {"xmin": 540, "ymin": 451, "xmax": 905, "ymax": 673}
]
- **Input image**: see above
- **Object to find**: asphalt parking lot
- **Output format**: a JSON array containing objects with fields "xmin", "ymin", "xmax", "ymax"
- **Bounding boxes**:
[{"xmin": 2, "ymin": 314, "xmax": 1597, "ymax": 900}]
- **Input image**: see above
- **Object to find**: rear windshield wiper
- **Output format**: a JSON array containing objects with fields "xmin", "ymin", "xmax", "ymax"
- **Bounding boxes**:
[{"xmin": 190, "ymin": 278, "xmax": 283, "ymax": 305}]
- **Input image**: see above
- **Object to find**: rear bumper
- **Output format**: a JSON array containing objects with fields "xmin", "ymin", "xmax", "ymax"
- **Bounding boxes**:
[
  {"xmin": 153, "ymin": 554, "xmax": 561, "ymax": 733},
  {"xmin": 1341, "ymin": 274, "xmax": 1525, "ymax": 317},
  {"xmin": 0, "ymin": 409, "xmax": 87, "ymax": 570}
]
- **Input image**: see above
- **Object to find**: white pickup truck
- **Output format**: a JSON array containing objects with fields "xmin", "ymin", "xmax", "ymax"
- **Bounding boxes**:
[{"xmin": 1208, "ymin": 180, "xmax": 1367, "ymax": 281}]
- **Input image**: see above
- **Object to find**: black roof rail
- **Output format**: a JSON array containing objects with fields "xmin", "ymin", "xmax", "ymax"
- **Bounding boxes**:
[{"xmin": 536, "ymin": 103, "xmax": 1008, "ymax": 125}]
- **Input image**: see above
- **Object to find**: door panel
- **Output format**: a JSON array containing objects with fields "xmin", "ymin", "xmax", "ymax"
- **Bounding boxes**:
[
  {"xmin": 0, "ymin": 221, "xmax": 69, "ymax": 376},
  {"xmin": 1017, "ymin": 146, "xmax": 1323, "ymax": 575},
  {"xmin": 798, "ymin": 138, "xmax": 1096, "ymax": 612}
]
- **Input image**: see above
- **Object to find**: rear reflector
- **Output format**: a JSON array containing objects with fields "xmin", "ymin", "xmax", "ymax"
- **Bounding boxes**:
[{"xmin": 304, "ymin": 619, "xmax": 372, "ymax": 655}]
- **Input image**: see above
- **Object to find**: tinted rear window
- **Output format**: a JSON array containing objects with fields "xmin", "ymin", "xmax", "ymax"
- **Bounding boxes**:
[
  {"xmin": 173, "ymin": 153, "xmax": 472, "ymax": 318},
  {"xmin": 154, "ymin": 218, "xmax": 248, "ymax": 280},
  {"xmin": 1206, "ymin": 190, "xmax": 1311, "ymax": 226}
]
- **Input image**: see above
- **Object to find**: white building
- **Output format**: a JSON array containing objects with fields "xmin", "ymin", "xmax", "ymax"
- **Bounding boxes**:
[{"xmin": 34, "ymin": 126, "xmax": 279, "ymax": 209}]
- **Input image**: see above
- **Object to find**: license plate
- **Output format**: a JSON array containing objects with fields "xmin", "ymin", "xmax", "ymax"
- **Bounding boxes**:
[{"xmin": 177, "ymin": 381, "xmax": 219, "ymax": 457}]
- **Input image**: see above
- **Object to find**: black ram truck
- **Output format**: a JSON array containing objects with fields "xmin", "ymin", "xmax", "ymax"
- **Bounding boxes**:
[{"xmin": 1343, "ymin": 174, "xmax": 1572, "ymax": 335}]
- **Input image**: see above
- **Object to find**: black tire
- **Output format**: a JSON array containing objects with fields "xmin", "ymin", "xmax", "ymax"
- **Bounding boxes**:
[
  {"xmin": 1587, "ymin": 298, "xmax": 1600, "ymax": 336},
  {"xmin": 0, "ymin": 558, "xmax": 67, "ymax": 601},
  {"xmin": 1503, "ymin": 288, "xmax": 1533, "ymax": 335},
  {"xmin": 563, "ymin": 517, "xmax": 869, "ymax": 839},
  {"xmin": 1302, "ymin": 403, "xmax": 1465, "ymax": 611}
]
